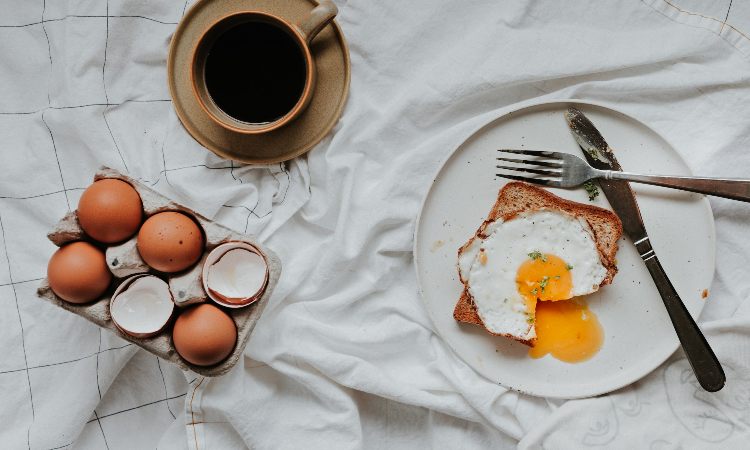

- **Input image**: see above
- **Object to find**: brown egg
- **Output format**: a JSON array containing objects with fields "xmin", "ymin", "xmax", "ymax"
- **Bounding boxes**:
[
  {"xmin": 78, "ymin": 179, "xmax": 143, "ymax": 244},
  {"xmin": 173, "ymin": 304, "xmax": 237, "ymax": 366},
  {"xmin": 47, "ymin": 241, "xmax": 112, "ymax": 304},
  {"xmin": 137, "ymin": 212, "xmax": 204, "ymax": 273}
]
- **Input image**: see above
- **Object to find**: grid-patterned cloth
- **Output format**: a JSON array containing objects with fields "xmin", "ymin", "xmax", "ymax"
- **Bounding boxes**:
[
  {"xmin": 0, "ymin": 1, "xmax": 305, "ymax": 448},
  {"xmin": 3, "ymin": 1, "xmax": 750, "ymax": 449}
]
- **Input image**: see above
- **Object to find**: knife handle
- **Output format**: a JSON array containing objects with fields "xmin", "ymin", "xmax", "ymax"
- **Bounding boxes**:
[
  {"xmin": 634, "ymin": 237, "xmax": 725, "ymax": 392},
  {"xmin": 608, "ymin": 172, "xmax": 750, "ymax": 202}
]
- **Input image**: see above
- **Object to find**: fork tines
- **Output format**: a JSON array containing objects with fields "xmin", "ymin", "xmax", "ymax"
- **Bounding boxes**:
[{"xmin": 495, "ymin": 149, "xmax": 563, "ymax": 187}]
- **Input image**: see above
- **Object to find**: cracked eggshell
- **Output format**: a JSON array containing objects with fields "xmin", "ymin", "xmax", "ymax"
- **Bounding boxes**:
[
  {"xmin": 203, "ymin": 242, "xmax": 269, "ymax": 308},
  {"xmin": 110, "ymin": 275, "xmax": 174, "ymax": 338},
  {"xmin": 106, "ymin": 236, "xmax": 149, "ymax": 278}
]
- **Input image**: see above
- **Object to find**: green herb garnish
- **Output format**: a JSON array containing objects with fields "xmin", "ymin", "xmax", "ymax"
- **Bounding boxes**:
[
  {"xmin": 566, "ymin": 264, "xmax": 574, "ymax": 271},
  {"xmin": 583, "ymin": 180, "xmax": 599, "ymax": 201},
  {"xmin": 538, "ymin": 276, "xmax": 550, "ymax": 292},
  {"xmin": 528, "ymin": 251, "xmax": 547, "ymax": 262},
  {"xmin": 527, "ymin": 316, "xmax": 535, "ymax": 324}
]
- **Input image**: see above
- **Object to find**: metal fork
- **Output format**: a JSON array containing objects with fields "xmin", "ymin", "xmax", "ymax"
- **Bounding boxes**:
[{"xmin": 496, "ymin": 149, "xmax": 750, "ymax": 202}]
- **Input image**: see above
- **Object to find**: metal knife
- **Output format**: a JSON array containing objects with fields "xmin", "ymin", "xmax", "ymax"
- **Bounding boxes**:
[{"xmin": 565, "ymin": 106, "xmax": 725, "ymax": 392}]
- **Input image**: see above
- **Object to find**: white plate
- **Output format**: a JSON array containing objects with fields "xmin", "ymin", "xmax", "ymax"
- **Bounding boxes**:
[{"xmin": 414, "ymin": 100, "xmax": 715, "ymax": 399}]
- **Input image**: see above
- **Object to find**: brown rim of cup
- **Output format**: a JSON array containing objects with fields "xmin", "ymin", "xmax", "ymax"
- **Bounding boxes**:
[{"xmin": 190, "ymin": 11, "xmax": 316, "ymax": 135}]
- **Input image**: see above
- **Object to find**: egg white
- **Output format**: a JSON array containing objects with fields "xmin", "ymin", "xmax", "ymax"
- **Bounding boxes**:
[{"xmin": 458, "ymin": 209, "xmax": 607, "ymax": 339}]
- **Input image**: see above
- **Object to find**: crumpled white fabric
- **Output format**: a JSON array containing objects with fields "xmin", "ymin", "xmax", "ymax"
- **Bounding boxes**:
[{"xmin": 1, "ymin": 0, "xmax": 750, "ymax": 449}]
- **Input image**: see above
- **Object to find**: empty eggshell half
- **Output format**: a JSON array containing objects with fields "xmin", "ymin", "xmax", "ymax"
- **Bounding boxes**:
[
  {"xmin": 110, "ymin": 275, "xmax": 174, "ymax": 337},
  {"xmin": 203, "ymin": 242, "xmax": 268, "ymax": 308}
]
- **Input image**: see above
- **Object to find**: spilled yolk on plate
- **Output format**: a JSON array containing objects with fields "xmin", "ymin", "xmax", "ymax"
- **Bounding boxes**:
[
  {"xmin": 516, "ymin": 253, "xmax": 603, "ymax": 363},
  {"xmin": 529, "ymin": 298, "xmax": 603, "ymax": 363}
]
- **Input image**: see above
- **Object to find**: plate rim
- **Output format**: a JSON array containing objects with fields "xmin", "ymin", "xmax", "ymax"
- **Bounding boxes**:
[{"xmin": 413, "ymin": 98, "xmax": 716, "ymax": 399}]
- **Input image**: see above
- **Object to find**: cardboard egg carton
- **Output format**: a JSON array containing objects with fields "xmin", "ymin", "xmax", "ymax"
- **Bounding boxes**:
[{"xmin": 37, "ymin": 167, "xmax": 281, "ymax": 377}]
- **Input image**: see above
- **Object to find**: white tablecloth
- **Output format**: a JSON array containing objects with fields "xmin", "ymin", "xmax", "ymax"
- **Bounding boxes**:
[{"xmin": 1, "ymin": 0, "xmax": 749, "ymax": 448}]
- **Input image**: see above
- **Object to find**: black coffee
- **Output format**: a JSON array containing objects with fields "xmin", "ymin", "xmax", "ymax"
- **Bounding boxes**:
[{"xmin": 204, "ymin": 20, "xmax": 307, "ymax": 124}]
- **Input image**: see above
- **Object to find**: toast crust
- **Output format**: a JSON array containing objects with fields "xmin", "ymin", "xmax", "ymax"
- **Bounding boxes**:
[{"xmin": 454, "ymin": 182, "xmax": 622, "ymax": 346}]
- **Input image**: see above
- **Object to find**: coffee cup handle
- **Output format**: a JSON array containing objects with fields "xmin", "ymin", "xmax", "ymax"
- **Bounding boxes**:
[{"xmin": 296, "ymin": 0, "xmax": 338, "ymax": 43}]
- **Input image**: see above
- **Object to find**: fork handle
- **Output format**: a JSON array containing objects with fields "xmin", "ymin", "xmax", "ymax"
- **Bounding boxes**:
[
  {"xmin": 634, "ymin": 238, "xmax": 725, "ymax": 392},
  {"xmin": 605, "ymin": 172, "xmax": 750, "ymax": 202}
]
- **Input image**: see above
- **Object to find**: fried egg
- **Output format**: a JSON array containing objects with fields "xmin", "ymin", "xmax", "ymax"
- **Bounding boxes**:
[{"xmin": 458, "ymin": 210, "xmax": 607, "ymax": 347}]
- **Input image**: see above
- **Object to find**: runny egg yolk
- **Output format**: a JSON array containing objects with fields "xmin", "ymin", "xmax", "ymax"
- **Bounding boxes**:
[
  {"xmin": 516, "ymin": 253, "xmax": 573, "ymax": 306},
  {"xmin": 529, "ymin": 299, "xmax": 603, "ymax": 363},
  {"xmin": 516, "ymin": 253, "xmax": 603, "ymax": 363}
]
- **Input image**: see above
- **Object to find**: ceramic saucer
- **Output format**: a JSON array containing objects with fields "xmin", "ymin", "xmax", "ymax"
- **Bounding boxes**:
[{"xmin": 168, "ymin": 0, "xmax": 350, "ymax": 164}]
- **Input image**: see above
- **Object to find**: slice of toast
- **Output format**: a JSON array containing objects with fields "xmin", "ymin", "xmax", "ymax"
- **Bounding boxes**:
[{"xmin": 454, "ymin": 181, "xmax": 622, "ymax": 345}]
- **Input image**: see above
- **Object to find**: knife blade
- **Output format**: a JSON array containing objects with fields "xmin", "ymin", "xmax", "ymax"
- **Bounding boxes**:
[
  {"xmin": 565, "ymin": 108, "xmax": 648, "ymax": 242},
  {"xmin": 565, "ymin": 106, "xmax": 725, "ymax": 392}
]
